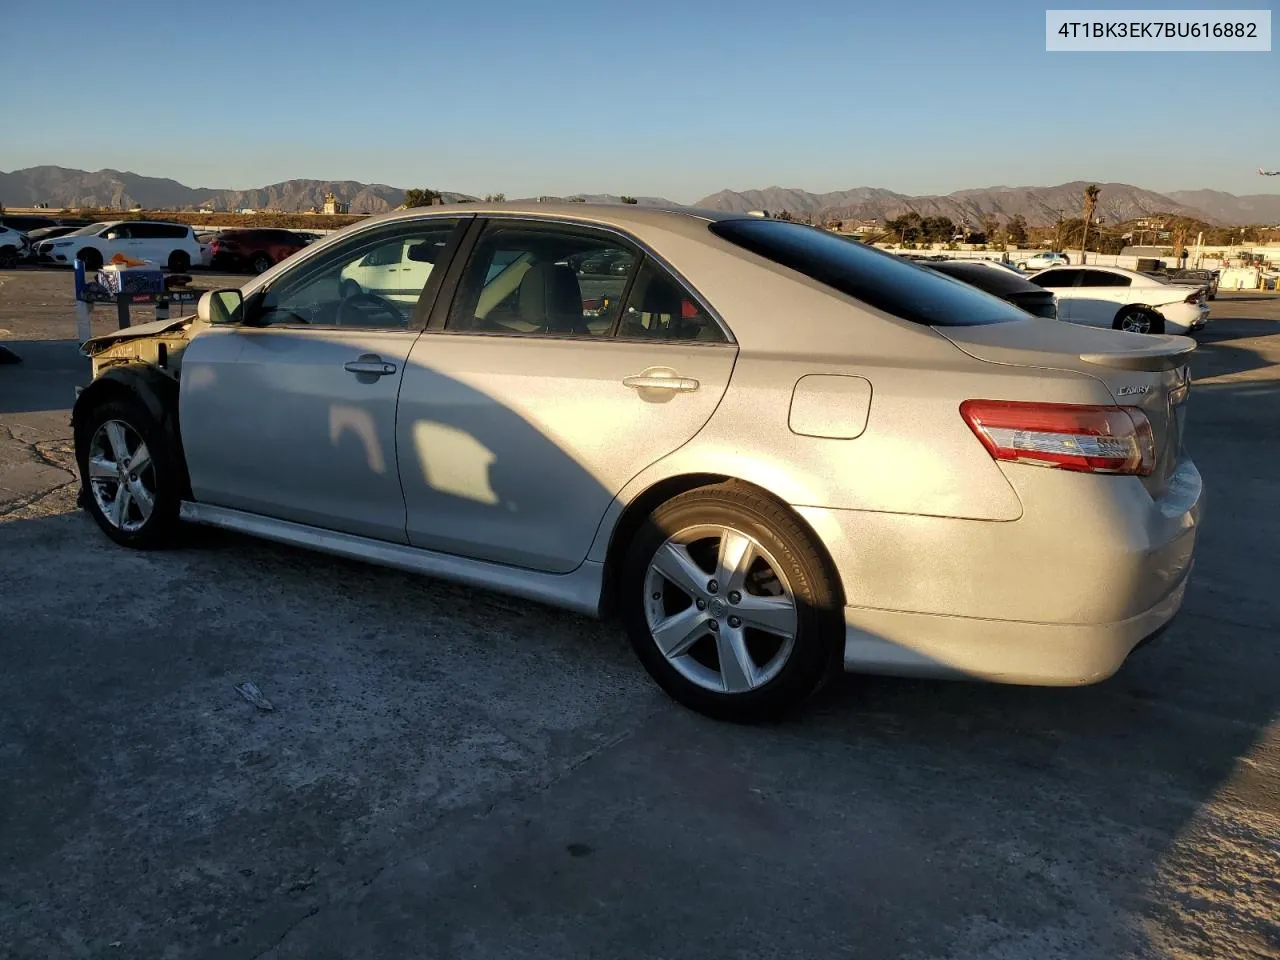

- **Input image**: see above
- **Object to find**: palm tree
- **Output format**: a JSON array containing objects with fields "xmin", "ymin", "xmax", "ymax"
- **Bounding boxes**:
[{"xmin": 1080, "ymin": 184, "xmax": 1101, "ymax": 264}]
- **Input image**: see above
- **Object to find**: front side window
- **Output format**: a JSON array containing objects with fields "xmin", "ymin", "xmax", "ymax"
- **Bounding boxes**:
[
  {"xmin": 1079, "ymin": 270, "xmax": 1130, "ymax": 288},
  {"xmin": 253, "ymin": 218, "xmax": 460, "ymax": 329},
  {"xmin": 447, "ymin": 222, "xmax": 638, "ymax": 337},
  {"xmin": 709, "ymin": 218, "xmax": 1026, "ymax": 326},
  {"xmin": 103, "ymin": 225, "xmax": 131, "ymax": 240}
]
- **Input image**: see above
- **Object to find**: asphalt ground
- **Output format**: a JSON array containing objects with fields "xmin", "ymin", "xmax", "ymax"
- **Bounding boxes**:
[{"xmin": 1, "ymin": 267, "xmax": 1277, "ymax": 959}]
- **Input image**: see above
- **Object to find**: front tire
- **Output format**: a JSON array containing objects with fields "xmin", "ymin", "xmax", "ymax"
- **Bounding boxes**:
[
  {"xmin": 76, "ymin": 396, "xmax": 182, "ymax": 548},
  {"xmin": 0, "ymin": 245, "xmax": 18, "ymax": 269},
  {"xmin": 77, "ymin": 248, "xmax": 103, "ymax": 271},
  {"xmin": 1113, "ymin": 307, "xmax": 1164, "ymax": 335},
  {"xmin": 621, "ymin": 483, "xmax": 843, "ymax": 722}
]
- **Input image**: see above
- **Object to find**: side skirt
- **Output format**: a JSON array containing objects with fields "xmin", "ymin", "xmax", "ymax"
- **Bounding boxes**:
[{"xmin": 179, "ymin": 502, "xmax": 604, "ymax": 617}]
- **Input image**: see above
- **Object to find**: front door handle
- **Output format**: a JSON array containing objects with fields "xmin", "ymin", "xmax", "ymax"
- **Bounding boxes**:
[
  {"xmin": 344, "ymin": 357, "xmax": 397, "ymax": 376},
  {"xmin": 623, "ymin": 374, "xmax": 699, "ymax": 392}
]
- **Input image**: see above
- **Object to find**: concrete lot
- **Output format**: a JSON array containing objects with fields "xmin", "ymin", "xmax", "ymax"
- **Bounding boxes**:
[{"xmin": 1, "ymin": 268, "xmax": 1277, "ymax": 960}]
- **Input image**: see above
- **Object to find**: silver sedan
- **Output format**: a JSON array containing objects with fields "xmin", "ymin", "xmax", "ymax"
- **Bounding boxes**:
[{"xmin": 73, "ymin": 204, "xmax": 1202, "ymax": 721}]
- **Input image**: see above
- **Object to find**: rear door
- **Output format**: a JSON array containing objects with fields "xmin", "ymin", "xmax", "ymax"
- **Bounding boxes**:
[
  {"xmin": 1028, "ymin": 268, "xmax": 1082, "ymax": 322},
  {"xmin": 1071, "ymin": 269, "xmax": 1132, "ymax": 326},
  {"xmin": 395, "ymin": 218, "xmax": 737, "ymax": 573}
]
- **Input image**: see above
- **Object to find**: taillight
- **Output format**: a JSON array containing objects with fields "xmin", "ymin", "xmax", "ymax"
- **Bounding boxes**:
[
  {"xmin": 960, "ymin": 400, "xmax": 1155, "ymax": 476},
  {"xmin": 1183, "ymin": 290, "xmax": 1202, "ymax": 304}
]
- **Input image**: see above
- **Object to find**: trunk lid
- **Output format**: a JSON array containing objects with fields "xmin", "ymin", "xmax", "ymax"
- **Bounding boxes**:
[{"xmin": 936, "ymin": 317, "xmax": 1194, "ymax": 497}]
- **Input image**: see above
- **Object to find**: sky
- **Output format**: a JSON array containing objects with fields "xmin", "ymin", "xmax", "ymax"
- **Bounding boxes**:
[{"xmin": 2, "ymin": 0, "xmax": 1276, "ymax": 200}]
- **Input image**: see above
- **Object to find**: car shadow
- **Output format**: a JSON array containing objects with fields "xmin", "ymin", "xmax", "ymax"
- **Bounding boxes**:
[{"xmin": 0, "ymin": 338, "xmax": 89, "ymax": 415}]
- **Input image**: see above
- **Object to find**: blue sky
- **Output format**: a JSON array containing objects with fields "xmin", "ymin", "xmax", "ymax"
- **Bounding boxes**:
[{"xmin": 3, "ymin": 0, "xmax": 1276, "ymax": 199}]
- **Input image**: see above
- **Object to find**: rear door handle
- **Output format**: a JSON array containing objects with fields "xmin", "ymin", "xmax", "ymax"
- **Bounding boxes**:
[
  {"xmin": 344, "ymin": 358, "xmax": 397, "ymax": 376},
  {"xmin": 622, "ymin": 374, "xmax": 699, "ymax": 392}
]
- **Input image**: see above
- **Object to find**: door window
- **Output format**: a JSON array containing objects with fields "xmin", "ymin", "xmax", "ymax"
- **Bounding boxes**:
[
  {"xmin": 1030, "ymin": 269, "xmax": 1082, "ymax": 289},
  {"xmin": 253, "ymin": 219, "xmax": 461, "ymax": 329},
  {"xmin": 446, "ymin": 222, "xmax": 639, "ymax": 337},
  {"xmin": 615, "ymin": 258, "xmax": 727, "ymax": 342},
  {"xmin": 1078, "ymin": 270, "xmax": 1131, "ymax": 287}
]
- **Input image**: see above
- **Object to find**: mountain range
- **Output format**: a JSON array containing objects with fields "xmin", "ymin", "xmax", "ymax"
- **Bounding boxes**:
[
  {"xmin": 2, "ymin": 166, "xmax": 1278, "ymax": 226},
  {"xmin": 692, "ymin": 181, "xmax": 1280, "ymax": 227}
]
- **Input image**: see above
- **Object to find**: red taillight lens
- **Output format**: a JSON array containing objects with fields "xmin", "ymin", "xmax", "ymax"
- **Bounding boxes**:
[{"xmin": 960, "ymin": 400, "xmax": 1155, "ymax": 476}]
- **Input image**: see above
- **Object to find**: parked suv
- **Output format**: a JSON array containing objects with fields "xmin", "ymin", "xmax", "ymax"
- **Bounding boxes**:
[
  {"xmin": 36, "ymin": 220, "xmax": 203, "ymax": 271},
  {"xmin": 209, "ymin": 229, "xmax": 307, "ymax": 273}
]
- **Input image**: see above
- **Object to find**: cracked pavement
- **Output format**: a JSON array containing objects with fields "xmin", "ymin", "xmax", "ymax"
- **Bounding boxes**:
[{"xmin": 1, "ymin": 270, "xmax": 1278, "ymax": 959}]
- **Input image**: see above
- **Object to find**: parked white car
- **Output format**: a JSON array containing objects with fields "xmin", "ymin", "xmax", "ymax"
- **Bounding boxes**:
[
  {"xmin": 0, "ymin": 225, "xmax": 28, "ymax": 268},
  {"xmin": 1017, "ymin": 252, "xmax": 1071, "ymax": 270},
  {"xmin": 337, "ymin": 234, "xmax": 441, "ymax": 303},
  {"xmin": 36, "ymin": 220, "xmax": 203, "ymax": 272},
  {"xmin": 1028, "ymin": 265, "xmax": 1209, "ymax": 334}
]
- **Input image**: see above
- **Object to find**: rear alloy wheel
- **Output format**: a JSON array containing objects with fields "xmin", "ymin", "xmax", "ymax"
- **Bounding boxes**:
[
  {"xmin": 622, "ymin": 483, "xmax": 842, "ymax": 722},
  {"xmin": 77, "ymin": 397, "xmax": 181, "ymax": 548},
  {"xmin": 251, "ymin": 253, "xmax": 273, "ymax": 274},
  {"xmin": 0, "ymin": 245, "xmax": 18, "ymax": 269},
  {"xmin": 168, "ymin": 250, "xmax": 191, "ymax": 272},
  {"xmin": 1114, "ymin": 308, "xmax": 1164, "ymax": 335}
]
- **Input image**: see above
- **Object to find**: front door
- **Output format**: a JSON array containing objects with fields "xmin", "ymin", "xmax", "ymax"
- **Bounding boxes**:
[
  {"xmin": 180, "ymin": 216, "xmax": 466, "ymax": 542},
  {"xmin": 396, "ymin": 219, "xmax": 737, "ymax": 573}
]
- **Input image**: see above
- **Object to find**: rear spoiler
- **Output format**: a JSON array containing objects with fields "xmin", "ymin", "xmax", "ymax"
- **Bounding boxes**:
[{"xmin": 1079, "ymin": 335, "xmax": 1196, "ymax": 372}]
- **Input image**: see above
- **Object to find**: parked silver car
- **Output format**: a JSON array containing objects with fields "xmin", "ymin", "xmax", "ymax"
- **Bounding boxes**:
[{"xmin": 73, "ymin": 204, "xmax": 1202, "ymax": 721}]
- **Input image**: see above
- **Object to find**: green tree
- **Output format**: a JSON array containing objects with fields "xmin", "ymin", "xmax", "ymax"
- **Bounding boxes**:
[
  {"xmin": 483, "ymin": 193, "xmax": 506, "ymax": 202},
  {"xmin": 921, "ymin": 216, "xmax": 956, "ymax": 242},
  {"xmin": 620, "ymin": 195, "xmax": 638, "ymax": 204},
  {"xmin": 402, "ymin": 188, "xmax": 442, "ymax": 208},
  {"xmin": 1005, "ymin": 214, "xmax": 1028, "ymax": 247},
  {"xmin": 887, "ymin": 211, "xmax": 923, "ymax": 244}
]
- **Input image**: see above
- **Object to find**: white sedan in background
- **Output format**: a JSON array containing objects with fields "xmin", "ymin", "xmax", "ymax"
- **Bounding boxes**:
[
  {"xmin": 1017, "ymin": 252, "xmax": 1071, "ymax": 270},
  {"xmin": 1028, "ymin": 265, "xmax": 1209, "ymax": 334}
]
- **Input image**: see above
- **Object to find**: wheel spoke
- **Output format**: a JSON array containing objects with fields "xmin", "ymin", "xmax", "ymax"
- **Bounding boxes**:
[
  {"xmin": 651, "ymin": 605, "xmax": 709, "ymax": 659},
  {"xmin": 734, "ymin": 593, "xmax": 797, "ymax": 639},
  {"xmin": 87, "ymin": 456, "xmax": 117, "ymax": 479},
  {"xmin": 715, "ymin": 528, "xmax": 755, "ymax": 593},
  {"xmin": 104, "ymin": 421, "xmax": 130, "ymax": 462},
  {"xmin": 716, "ymin": 626, "xmax": 757, "ymax": 693},
  {"xmin": 109, "ymin": 483, "xmax": 132, "ymax": 527},
  {"xmin": 128, "ymin": 479, "xmax": 154, "ymax": 520},
  {"xmin": 651, "ymin": 541, "xmax": 709, "ymax": 599},
  {"xmin": 126, "ymin": 441, "xmax": 151, "ymax": 475}
]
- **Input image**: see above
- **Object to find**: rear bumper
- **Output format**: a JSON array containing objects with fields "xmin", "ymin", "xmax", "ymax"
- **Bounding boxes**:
[
  {"xmin": 839, "ymin": 564, "xmax": 1189, "ymax": 684},
  {"xmin": 798, "ymin": 457, "xmax": 1202, "ymax": 685}
]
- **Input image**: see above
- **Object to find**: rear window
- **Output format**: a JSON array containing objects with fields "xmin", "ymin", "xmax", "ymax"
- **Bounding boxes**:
[
  {"xmin": 926, "ymin": 261, "xmax": 1046, "ymax": 297},
  {"xmin": 708, "ymin": 219, "xmax": 1025, "ymax": 326}
]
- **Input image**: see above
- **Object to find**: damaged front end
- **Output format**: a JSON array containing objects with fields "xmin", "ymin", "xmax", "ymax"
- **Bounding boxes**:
[{"xmin": 79, "ymin": 315, "xmax": 196, "ymax": 384}]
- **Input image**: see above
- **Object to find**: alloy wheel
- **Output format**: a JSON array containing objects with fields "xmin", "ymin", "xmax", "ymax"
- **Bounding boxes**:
[
  {"xmin": 86, "ymin": 419, "xmax": 157, "ymax": 533},
  {"xmin": 1119, "ymin": 311, "xmax": 1152, "ymax": 333},
  {"xmin": 643, "ymin": 524, "xmax": 798, "ymax": 694}
]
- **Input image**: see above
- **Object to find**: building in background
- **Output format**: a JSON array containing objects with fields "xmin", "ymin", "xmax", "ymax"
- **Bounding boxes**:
[{"xmin": 322, "ymin": 193, "xmax": 350, "ymax": 215}]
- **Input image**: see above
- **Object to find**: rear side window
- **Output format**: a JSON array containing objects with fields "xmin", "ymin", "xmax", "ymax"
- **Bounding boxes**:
[
  {"xmin": 1079, "ymin": 270, "xmax": 1130, "ymax": 288},
  {"xmin": 708, "ymin": 219, "xmax": 1026, "ymax": 326},
  {"xmin": 927, "ymin": 262, "xmax": 1043, "ymax": 297},
  {"xmin": 1030, "ymin": 269, "xmax": 1081, "ymax": 289}
]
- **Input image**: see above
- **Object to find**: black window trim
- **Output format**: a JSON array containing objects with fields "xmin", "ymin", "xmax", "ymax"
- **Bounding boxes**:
[
  {"xmin": 423, "ymin": 213, "xmax": 735, "ymax": 345},
  {"xmin": 244, "ymin": 214, "xmax": 472, "ymax": 332}
]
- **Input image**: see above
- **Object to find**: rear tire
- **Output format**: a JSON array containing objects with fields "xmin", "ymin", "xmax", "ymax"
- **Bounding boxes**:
[
  {"xmin": 1113, "ymin": 307, "xmax": 1164, "ymax": 335},
  {"xmin": 251, "ymin": 252, "xmax": 273, "ymax": 274},
  {"xmin": 621, "ymin": 482, "xmax": 843, "ymax": 723},
  {"xmin": 77, "ymin": 248, "xmax": 103, "ymax": 271},
  {"xmin": 168, "ymin": 250, "xmax": 191, "ymax": 272},
  {"xmin": 0, "ymin": 245, "xmax": 18, "ymax": 269},
  {"xmin": 75, "ymin": 395, "xmax": 182, "ymax": 549}
]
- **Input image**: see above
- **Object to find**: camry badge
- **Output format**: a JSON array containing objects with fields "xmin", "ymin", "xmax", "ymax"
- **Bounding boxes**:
[{"xmin": 1116, "ymin": 384, "xmax": 1150, "ymax": 396}]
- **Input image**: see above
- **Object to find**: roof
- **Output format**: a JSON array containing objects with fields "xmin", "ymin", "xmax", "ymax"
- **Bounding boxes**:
[{"xmin": 352, "ymin": 202, "xmax": 743, "ymax": 240}]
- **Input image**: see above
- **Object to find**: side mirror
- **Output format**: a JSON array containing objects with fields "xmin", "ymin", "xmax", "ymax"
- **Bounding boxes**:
[{"xmin": 197, "ymin": 288, "xmax": 244, "ymax": 325}]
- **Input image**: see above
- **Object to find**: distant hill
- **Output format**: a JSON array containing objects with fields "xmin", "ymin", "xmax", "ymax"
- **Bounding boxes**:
[
  {"xmin": 0, "ymin": 166, "xmax": 472, "ymax": 214},
  {"xmin": 695, "ymin": 181, "xmax": 1235, "ymax": 227},
  {"xmin": 1165, "ymin": 189, "xmax": 1280, "ymax": 226}
]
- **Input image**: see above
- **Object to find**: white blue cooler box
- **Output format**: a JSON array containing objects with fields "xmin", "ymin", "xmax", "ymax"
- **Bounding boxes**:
[{"xmin": 97, "ymin": 263, "xmax": 166, "ymax": 296}]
